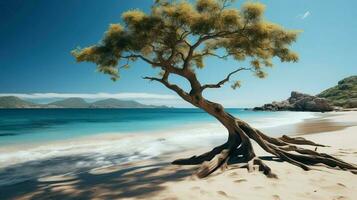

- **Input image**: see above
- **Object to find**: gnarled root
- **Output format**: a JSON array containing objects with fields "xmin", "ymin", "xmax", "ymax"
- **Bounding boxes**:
[
  {"xmin": 239, "ymin": 122, "xmax": 357, "ymax": 174},
  {"xmin": 279, "ymin": 135, "xmax": 328, "ymax": 147},
  {"xmin": 172, "ymin": 142, "xmax": 237, "ymax": 178},
  {"xmin": 172, "ymin": 121, "xmax": 357, "ymax": 178},
  {"xmin": 172, "ymin": 142, "xmax": 228, "ymax": 165},
  {"xmin": 249, "ymin": 157, "xmax": 277, "ymax": 178},
  {"xmin": 172, "ymin": 135, "xmax": 276, "ymax": 178},
  {"xmin": 196, "ymin": 149, "xmax": 231, "ymax": 178}
]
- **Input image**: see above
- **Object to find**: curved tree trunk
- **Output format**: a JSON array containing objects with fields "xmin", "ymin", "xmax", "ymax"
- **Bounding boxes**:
[{"xmin": 172, "ymin": 97, "xmax": 357, "ymax": 178}]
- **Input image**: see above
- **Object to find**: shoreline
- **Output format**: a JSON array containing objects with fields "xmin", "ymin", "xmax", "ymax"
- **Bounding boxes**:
[
  {"xmin": 0, "ymin": 111, "xmax": 355, "ymax": 171},
  {"xmin": 0, "ymin": 110, "xmax": 317, "ymax": 150},
  {"xmin": 0, "ymin": 110, "xmax": 318, "ymax": 150},
  {"xmin": 264, "ymin": 111, "xmax": 357, "ymax": 136},
  {"xmin": 0, "ymin": 111, "xmax": 320, "ymax": 170},
  {"xmin": 1, "ymin": 111, "xmax": 356, "ymax": 200}
]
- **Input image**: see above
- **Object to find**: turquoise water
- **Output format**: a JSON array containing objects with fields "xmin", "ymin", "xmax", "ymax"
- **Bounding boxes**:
[
  {"xmin": 0, "ymin": 108, "xmax": 314, "ymax": 146},
  {"xmin": 0, "ymin": 108, "xmax": 316, "ymax": 187}
]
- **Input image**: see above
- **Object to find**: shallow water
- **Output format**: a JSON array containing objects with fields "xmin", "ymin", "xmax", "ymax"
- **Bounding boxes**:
[
  {"xmin": 0, "ymin": 108, "xmax": 317, "ymax": 186},
  {"xmin": 0, "ymin": 108, "xmax": 315, "ymax": 146}
]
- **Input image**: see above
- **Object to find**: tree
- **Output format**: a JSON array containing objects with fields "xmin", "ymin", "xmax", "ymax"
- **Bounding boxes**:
[{"xmin": 72, "ymin": 0, "xmax": 357, "ymax": 178}]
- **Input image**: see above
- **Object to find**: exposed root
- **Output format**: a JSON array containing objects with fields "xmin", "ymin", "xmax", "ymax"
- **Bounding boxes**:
[
  {"xmin": 252, "ymin": 157, "xmax": 277, "ymax": 178},
  {"xmin": 241, "ymin": 157, "xmax": 277, "ymax": 178},
  {"xmin": 172, "ymin": 143, "xmax": 228, "ymax": 165},
  {"xmin": 277, "ymin": 151, "xmax": 310, "ymax": 171},
  {"xmin": 172, "ymin": 120, "xmax": 357, "ymax": 179},
  {"xmin": 240, "ymin": 123, "xmax": 357, "ymax": 174},
  {"xmin": 279, "ymin": 135, "xmax": 328, "ymax": 147},
  {"xmin": 250, "ymin": 127, "xmax": 327, "ymax": 147},
  {"xmin": 196, "ymin": 149, "xmax": 230, "ymax": 178},
  {"xmin": 190, "ymin": 148, "xmax": 277, "ymax": 178}
]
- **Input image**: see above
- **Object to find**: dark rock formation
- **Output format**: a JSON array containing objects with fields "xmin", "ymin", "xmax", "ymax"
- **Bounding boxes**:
[{"xmin": 254, "ymin": 91, "xmax": 334, "ymax": 112}]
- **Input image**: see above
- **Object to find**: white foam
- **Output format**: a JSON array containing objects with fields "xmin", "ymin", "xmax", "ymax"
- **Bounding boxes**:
[{"xmin": 248, "ymin": 112, "xmax": 316, "ymax": 128}]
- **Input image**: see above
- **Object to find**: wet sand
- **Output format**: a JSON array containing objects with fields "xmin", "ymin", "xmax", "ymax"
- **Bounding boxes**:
[{"xmin": 264, "ymin": 111, "xmax": 357, "ymax": 136}]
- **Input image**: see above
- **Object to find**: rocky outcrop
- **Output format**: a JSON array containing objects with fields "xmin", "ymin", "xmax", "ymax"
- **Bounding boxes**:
[
  {"xmin": 253, "ymin": 91, "xmax": 334, "ymax": 112},
  {"xmin": 318, "ymin": 75, "xmax": 357, "ymax": 108}
]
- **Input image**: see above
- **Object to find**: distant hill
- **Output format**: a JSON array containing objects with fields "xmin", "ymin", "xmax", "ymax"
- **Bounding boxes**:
[
  {"xmin": 48, "ymin": 98, "xmax": 90, "ymax": 108},
  {"xmin": 0, "ymin": 96, "xmax": 169, "ymax": 109},
  {"xmin": 318, "ymin": 76, "xmax": 357, "ymax": 108},
  {"xmin": 89, "ymin": 98, "xmax": 161, "ymax": 108},
  {"xmin": 0, "ymin": 96, "xmax": 40, "ymax": 108}
]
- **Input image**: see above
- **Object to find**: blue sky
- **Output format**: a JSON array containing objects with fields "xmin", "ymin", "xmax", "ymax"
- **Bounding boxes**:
[{"xmin": 0, "ymin": 0, "xmax": 356, "ymax": 107}]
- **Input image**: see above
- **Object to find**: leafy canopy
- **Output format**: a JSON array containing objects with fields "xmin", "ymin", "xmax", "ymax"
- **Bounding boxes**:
[{"xmin": 72, "ymin": 0, "xmax": 299, "ymax": 89}]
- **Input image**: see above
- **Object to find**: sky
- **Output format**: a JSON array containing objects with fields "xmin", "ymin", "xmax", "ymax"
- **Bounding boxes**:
[{"xmin": 0, "ymin": 0, "xmax": 356, "ymax": 107}]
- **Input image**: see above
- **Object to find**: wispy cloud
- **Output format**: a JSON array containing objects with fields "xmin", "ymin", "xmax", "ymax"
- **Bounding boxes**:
[
  {"xmin": 0, "ymin": 92, "xmax": 179, "ymax": 100},
  {"xmin": 298, "ymin": 11, "xmax": 311, "ymax": 20}
]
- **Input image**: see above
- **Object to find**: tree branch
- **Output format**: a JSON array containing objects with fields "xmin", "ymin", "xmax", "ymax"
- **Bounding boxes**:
[
  {"xmin": 143, "ymin": 75, "xmax": 191, "ymax": 102},
  {"xmin": 193, "ymin": 52, "xmax": 232, "ymax": 60},
  {"xmin": 178, "ymin": 52, "xmax": 186, "ymax": 62},
  {"xmin": 201, "ymin": 67, "xmax": 252, "ymax": 90},
  {"xmin": 119, "ymin": 57, "xmax": 130, "ymax": 69},
  {"xmin": 182, "ymin": 29, "xmax": 247, "ymax": 70},
  {"xmin": 122, "ymin": 54, "xmax": 159, "ymax": 66}
]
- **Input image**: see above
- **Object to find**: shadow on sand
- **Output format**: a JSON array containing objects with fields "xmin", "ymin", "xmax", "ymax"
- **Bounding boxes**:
[{"xmin": 0, "ymin": 154, "xmax": 196, "ymax": 200}]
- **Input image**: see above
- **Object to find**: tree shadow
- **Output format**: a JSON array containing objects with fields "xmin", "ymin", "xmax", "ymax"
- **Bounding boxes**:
[{"xmin": 0, "ymin": 154, "xmax": 196, "ymax": 200}]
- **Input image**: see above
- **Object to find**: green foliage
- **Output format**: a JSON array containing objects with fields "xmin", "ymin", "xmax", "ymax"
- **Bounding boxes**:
[
  {"xmin": 72, "ymin": 0, "xmax": 299, "ymax": 84},
  {"xmin": 231, "ymin": 80, "xmax": 241, "ymax": 89},
  {"xmin": 318, "ymin": 76, "xmax": 357, "ymax": 108},
  {"xmin": 242, "ymin": 2, "xmax": 265, "ymax": 23},
  {"xmin": 193, "ymin": 55, "xmax": 204, "ymax": 68}
]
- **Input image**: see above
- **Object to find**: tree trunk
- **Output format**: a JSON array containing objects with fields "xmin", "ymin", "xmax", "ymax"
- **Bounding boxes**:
[{"xmin": 172, "ymin": 96, "xmax": 357, "ymax": 178}]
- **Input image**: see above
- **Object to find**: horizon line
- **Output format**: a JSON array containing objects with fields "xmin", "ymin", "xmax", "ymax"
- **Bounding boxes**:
[{"xmin": 0, "ymin": 92, "xmax": 179, "ymax": 100}]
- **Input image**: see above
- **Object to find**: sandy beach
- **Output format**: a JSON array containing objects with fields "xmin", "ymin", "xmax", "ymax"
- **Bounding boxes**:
[
  {"xmin": 1, "ymin": 0, "xmax": 356, "ymax": 199},
  {"xmin": 1, "ymin": 111, "xmax": 356, "ymax": 200}
]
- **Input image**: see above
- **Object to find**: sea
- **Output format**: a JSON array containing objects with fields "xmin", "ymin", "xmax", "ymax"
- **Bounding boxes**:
[{"xmin": 0, "ymin": 108, "xmax": 316, "ymax": 186}]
